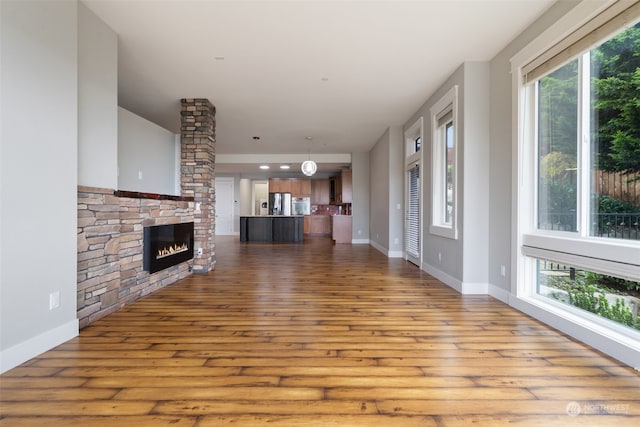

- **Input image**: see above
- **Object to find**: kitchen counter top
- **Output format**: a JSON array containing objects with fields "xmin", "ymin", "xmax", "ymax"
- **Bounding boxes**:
[{"xmin": 241, "ymin": 215, "xmax": 305, "ymax": 217}]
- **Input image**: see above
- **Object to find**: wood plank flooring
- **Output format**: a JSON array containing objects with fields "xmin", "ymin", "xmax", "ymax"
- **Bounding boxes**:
[{"xmin": 1, "ymin": 236, "xmax": 639, "ymax": 426}]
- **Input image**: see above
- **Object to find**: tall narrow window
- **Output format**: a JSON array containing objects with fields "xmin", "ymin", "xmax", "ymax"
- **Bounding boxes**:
[
  {"xmin": 405, "ymin": 164, "xmax": 420, "ymax": 265},
  {"xmin": 430, "ymin": 86, "xmax": 458, "ymax": 239},
  {"xmin": 404, "ymin": 117, "xmax": 423, "ymax": 266},
  {"xmin": 445, "ymin": 122, "xmax": 454, "ymax": 225}
]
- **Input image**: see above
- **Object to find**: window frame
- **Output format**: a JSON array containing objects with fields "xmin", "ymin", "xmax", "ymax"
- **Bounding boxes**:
[
  {"xmin": 430, "ymin": 85, "xmax": 458, "ymax": 240},
  {"xmin": 405, "ymin": 117, "xmax": 423, "ymax": 164},
  {"xmin": 510, "ymin": 0, "xmax": 640, "ymax": 366}
]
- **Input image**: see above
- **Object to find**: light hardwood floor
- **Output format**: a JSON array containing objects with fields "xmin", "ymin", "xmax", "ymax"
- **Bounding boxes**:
[{"xmin": 1, "ymin": 236, "xmax": 639, "ymax": 426}]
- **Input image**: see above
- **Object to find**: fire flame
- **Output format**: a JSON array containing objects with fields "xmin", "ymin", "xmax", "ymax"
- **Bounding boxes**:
[{"xmin": 156, "ymin": 243, "xmax": 188, "ymax": 259}]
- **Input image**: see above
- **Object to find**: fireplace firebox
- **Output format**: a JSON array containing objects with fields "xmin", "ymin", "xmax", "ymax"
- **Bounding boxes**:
[{"xmin": 143, "ymin": 222, "xmax": 194, "ymax": 273}]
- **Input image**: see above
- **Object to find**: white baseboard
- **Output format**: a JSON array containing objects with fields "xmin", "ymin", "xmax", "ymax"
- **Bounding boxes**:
[
  {"xmin": 369, "ymin": 240, "xmax": 387, "ymax": 255},
  {"xmin": 422, "ymin": 263, "xmax": 463, "ymax": 293},
  {"xmin": 0, "ymin": 319, "xmax": 78, "ymax": 374},
  {"xmin": 388, "ymin": 250, "xmax": 404, "ymax": 258},
  {"xmin": 352, "ymin": 239, "xmax": 369, "ymax": 245},
  {"xmin": 422, "ymin": 263, "xmax": 491, "ymax": 295},
  {"xmin": 488, "ymin": 283, "xmax": 510, "ymax": 304},
  {"xmin": 461, "ymin": 282, "xmax": 489, "ymax": 294}
]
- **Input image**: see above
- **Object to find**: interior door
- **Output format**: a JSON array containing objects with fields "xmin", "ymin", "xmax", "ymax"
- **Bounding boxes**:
[
  {"xmin": 405, "ymin": 162, "xmax": 421, "ymax": 266},
  {"xmin": 215, "ymin": 177, "xmax": 235, "ymax": 235}
]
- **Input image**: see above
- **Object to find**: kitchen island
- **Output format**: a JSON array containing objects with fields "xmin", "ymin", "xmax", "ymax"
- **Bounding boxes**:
[{"xmin": 240, "ymin": 216, "xmax": 304, "ymax": 243}]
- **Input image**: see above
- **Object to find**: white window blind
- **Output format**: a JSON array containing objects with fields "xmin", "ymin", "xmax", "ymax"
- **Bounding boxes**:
[
  {"xmin": 406, "ymin": 164, "xmax": 420, "ymax": 259},
  {"xmin": 523, "ymin": 0, "xmax": 640, "ymax": 84}
]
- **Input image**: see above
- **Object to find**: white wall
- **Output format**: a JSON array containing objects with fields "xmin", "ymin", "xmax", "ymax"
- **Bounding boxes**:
[
  {"xmin": 118, "ymin": 107, "xmax": 178, "ymax": 195},
  {"xmin": 78, "ymin": 2, "xmax": 118, "ymax": 189},
  {"xmin": 1, "ymin": 0, "xmax": 79, "ymax": 372},
  {"xmin": 461, "ymin": 62, "xmax": 490, "ymax": 288},
  {"xmin": 253, "ymin": 181, "xmax": 269, "ymax": 216},
  {"xmin": 369, "ymin": 129, "xmax": 391, "ymax": 251},
  {"xmin": 388, "ymin": 126, "xmax": 404, "ymax": 256},
  {"xmin": 369, "ymin": 126, "xmax": 403, "ymax": 256},
  {"xmin": 351, "ymin": 152, "xmax": 370, "ymax": 243}
]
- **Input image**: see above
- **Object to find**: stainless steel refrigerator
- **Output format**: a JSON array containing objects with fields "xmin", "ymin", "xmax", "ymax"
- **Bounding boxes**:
[{"xmin": 269, "ymin": 192, "xmax": 291, "ymax": 216}]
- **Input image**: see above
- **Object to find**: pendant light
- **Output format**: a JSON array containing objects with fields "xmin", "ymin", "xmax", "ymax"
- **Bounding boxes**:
[{"xmin": 301, "ymin": 136, "xmax": 317, "ymax": 176}]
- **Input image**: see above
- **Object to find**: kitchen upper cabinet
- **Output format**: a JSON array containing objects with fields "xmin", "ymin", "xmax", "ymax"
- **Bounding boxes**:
[
  {"xmin": 269, "ymin": 178, "xmax": 309, "ymax": 197},
  {"xmin": 340, "ymin": 170, "xmax": 352, "ymax": 203},
  {"xmin": 290, "ymin": 178, "xmax": 311, "ymax": 197},
  {"xmin": 269, "ymin": 178, "xmax": 291, "ymax": 194},
  {"xmin": 330, "ymin": 170, "xmax": 352, "ymax": 204},
  {"xmin": 311, "ymin": 179, "xmax": 330, "ymax": 205}
]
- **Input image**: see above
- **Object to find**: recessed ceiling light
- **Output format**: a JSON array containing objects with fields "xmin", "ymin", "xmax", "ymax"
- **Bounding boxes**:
[
  {"xmin": 280, "ymin": 165, "xmax": 290, "ymax": 170},
  {"xmin": 259, "ymin": 165, "xmax": 269, "ymax": 170},
  {"xmin": 321, "ymin": 77, "xmax": 329, "ymax": 82},
  {"xmin": 214, "ymin": 56, "xmax": 225, "ymax": 61}
]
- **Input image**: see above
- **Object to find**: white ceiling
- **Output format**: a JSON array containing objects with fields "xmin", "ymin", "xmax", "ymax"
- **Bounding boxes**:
[{"xmin": 83, "ymin": 0, "xmax": 554, "ymax": 175}]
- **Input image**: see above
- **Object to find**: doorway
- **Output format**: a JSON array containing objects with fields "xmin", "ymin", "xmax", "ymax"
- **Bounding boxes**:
[
  {"xmin": 215, "ymin": 177, "xmax": 235, "ymax": 235},
  {"xmin": 405, "ymin": 162, "xmax": 421, "ymax": 266}
]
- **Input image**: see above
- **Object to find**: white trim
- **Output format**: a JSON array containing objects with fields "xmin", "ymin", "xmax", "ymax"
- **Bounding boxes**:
[
  {"xmin": 510, "ymin": 0, "xmax": 615, "ymax": 74},
  {"xmin": 423, "ymin": 262, "xmax": 491, "ymax": 295},
  {"xmin": 511, "ymin": 296, "xmax": 640, "ymax": 368},
  {"xmin": 369, "ymin": 240, "xmax": 387, "ymax": 255},
  {"xmin": 461, "ymin": 282, "xmax": 489, "ymax": 295},
  {"xmin": 404, "ymin": 116, "xmax": 423, "ymax": 164},
  {"xmin": 429, "ymin": 85, "xmax": 458, "ymax": 240},
  {"xmin": 369, "ymin": 240, "xmax": 402, "ymax": 258},
  {"xmin": 174, "ymin": 134, "xmax": 181, "ymax": 196},
  {"xmin": 352, "ymin": 239, "xmax": 370, "ymax": 245},
  {"xmin": 0, "ymin": 319, "xmax": 78, "ymax": 374},
  {"xmin": 488, "ymin": 284, "xmax": 511, "ymax": 304},
  {"xmin": 422, "ymin": 263, "xmax": 463, "ymax": 293},
  {"xmin": 522, "ymin": 239, "xmax": 640, "ymax": 281}
]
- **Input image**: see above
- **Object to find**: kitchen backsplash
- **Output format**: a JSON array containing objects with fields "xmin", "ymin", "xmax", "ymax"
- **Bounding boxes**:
[{"xmin": 311, "ymin": 204, "xmax": 351, "ymax": 215}]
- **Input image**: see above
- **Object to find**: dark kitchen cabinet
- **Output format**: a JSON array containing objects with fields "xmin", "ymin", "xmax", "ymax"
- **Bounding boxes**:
[{"xmin": 330, "ymin": 169, "xmax": 352, "ymax": 204}]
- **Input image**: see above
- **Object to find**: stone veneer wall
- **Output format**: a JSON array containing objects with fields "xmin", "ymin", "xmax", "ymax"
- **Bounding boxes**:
[
  {"xmin": 180, "ymin": 98, "xmax": 216, "ymax": 273},
  {"xmin": 77, "ymin": 186, "xmax": 194, "ymax": 328}
]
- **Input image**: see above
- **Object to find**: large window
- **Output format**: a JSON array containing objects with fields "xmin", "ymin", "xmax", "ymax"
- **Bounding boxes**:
[
  {"xmin": 430, "ymin": 86, "xmax": 458, "ymax": 239},
  {"xmin": 515, "ymin": 1, "xmax": 640, "ymax": 347}
]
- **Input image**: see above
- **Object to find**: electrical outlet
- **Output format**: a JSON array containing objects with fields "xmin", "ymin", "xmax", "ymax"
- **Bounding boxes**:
[
  {"xmin": 438, "ymin": 252, "xmax": 442, "ymax": 262},
  {"xmin": 49, "ymin": 291, "xmax": 60, "ymax": 310},
  {"xmin": 197, "ymin": 248, "xmax": 203, "ymax": 256},
  {"xmin": 500, "ymin": 265, "xmax": 506, "ymax": 277}
]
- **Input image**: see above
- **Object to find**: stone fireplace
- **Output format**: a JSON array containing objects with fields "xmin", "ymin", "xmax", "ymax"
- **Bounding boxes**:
[{"xmin": 76, "ymin": 97, "xmax": 216, "ymax": 328}]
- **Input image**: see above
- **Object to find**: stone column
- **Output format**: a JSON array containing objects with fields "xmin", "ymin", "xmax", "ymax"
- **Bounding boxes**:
[{"xmin": 180, "ymin": 98, "xmax": 216, "ymax": 273}]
